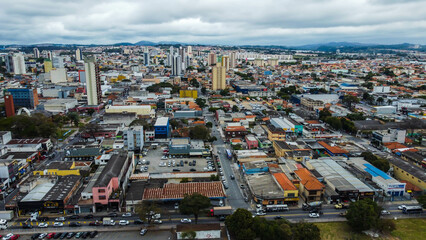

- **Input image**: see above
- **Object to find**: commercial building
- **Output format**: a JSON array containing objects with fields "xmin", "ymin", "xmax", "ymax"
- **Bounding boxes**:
[
  {"xmin": 270, "ymin": 118, "xmax": 303, "ymax": 136},
  {"xmin": 44, "ymin": 59, "xmax": 52, "ymax": 73},
  {"xmin": 224, "ymin": 126, "xmax": 248, "ymax": 140},
  {"xmin": 33, "ymin": 161, "xmax": 80, "ymax": 176},
  {"xmin": 142, "ymin": 182, "xmax": 225, "ymax": 201},
  {"xmin": 388, "ymin": 157, "xmax": 426, "ymax": 190},
  {"xmin": 293, "ymin": 168, "xmax": 324, "ymax": 202},
  {"xmin": 212, "ymin": 63, "xmax": 226, "ymax": 90},
  {"xmin": 372, "ymin": 129, "xmax": 406, "ymax": 145},
  {"xmin": 179, "ymin": 89, "xmax": 198, "ymax": 99},
  {"xmin": 50, "ymin": 68, "xmax": 67, "ymax": 83},
  {"xmin": 6, "ymin": 138, "xmax": 52, "ymax": 152},
  {"xmin": 85, "ymin": 58, "xmax": 102, "ymax": 106},
  {"xmin": 105, "ymin": 105, "xmax": 153, "ymax": 117},
  {"xmin": 317, "ymin": 141, "xmax": 349, "ymax": 157},
  {"xmin": 42, "ymin": 99, "xmax": 78, "ymax": 113},
  {"xmin": 272, "ymin": 171, "xmax": 299, "ymax": 204},
  {"xmin": 0, "ymin": 131, "xmax": 12, "ymax": 145},
  {"xmin": 6, "ymin": 88, "xmax": 39, "ymax": 109},
  {"xmin": 4, "ymin": 93, "xmax": 15, "ymax": 117},
  {"xmin": 123, "ymin": 126, "xmax": 144, "ymax": 151},
  {"xmin": 246, "ymin": 173, "xmax": 285, "ymax": 205},
  {"xmin": 245, "ymin": 135, "xmax": 258, "ymax": 149},
  {"xmin": 154, "ymin": 117, "xmax": 170, "ymax": 139},
  {"xmin": 0, "ymin": 152, "xmax": 38, "ymax": 185}
]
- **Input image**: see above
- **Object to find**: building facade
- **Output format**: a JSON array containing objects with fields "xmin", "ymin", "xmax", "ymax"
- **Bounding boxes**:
[{"xmin": 84, "ymin": 59, "xmax": 102, "ymax": 106}]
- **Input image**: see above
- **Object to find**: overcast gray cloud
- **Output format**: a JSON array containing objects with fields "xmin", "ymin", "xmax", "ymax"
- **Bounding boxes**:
[{"xmin": 0, "ymin": 0, "xmax": 425, "ymax": 45}]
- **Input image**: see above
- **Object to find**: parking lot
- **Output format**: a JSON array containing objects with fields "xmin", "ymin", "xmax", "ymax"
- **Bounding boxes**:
[{"xmin": 135, "ymin": 145, "xmax": 211, "ymax": 174}]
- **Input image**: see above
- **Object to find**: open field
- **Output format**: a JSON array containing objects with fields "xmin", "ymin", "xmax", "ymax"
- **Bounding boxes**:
[{"xmin": 316, "ymin": 218, "xmax": 426, "ymax": 240}]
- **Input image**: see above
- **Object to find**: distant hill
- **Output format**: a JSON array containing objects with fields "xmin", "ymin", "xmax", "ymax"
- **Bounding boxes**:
[
  {"xmin": 133, "ymin": 40, "xmax": 157, "ymax": 46},
  {"xmin": 292, "ymin": 41, "xmax": 425, "ymax": 52}
]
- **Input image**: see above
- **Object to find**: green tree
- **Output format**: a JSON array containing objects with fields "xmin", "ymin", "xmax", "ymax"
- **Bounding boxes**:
[
  {"xmin": 81, "ymin": 123, "xmax": 103, "ymax": 140},
  {"xmin": 180, "ymin": 230, "xmax": 196, "ymax": 239},
  {"xmin": 291, "ymin": 222, "xmax": 321, "ymax": 240},
  {"xmin": 87, "ymin": 108, "xmax": 95, "ymax": 116},
  {"xmin": 226, "ymin": 209, "xmax": 255, "ymax": 240},
  {"xmin": 416, "ymin": 194, "xmax": 426, "ymax": 208},
  {"xmin": 206, "ymin": 122, "xmax": 213, "ymax": 128},
  {"xmin": 342, "ymin": 95, "xmax": 359, "ymax": 109},
  {"xmin": 208, "ymin": 136, "xmax": 217, "ymax": 142},
  {"xmin": 232, "ymin": 105, "xmax": 239, "ymax": 112},
  {"xmin": 210, "ymin": 174, "xmax": 219, "ymax": 181},
  {"xmin": 319, "ymin": 108, "xmax": 332, "ymax": 121},
  {"xmin": 179, "ymin": 193, "xmax": 211, "ymax": 224},
  {"xmin": 190, "ymin": 78, "xmax": 200, "ymax": 88},
  {"xmin": 195, "ymin": 98, "xmax": 207, "ymax": 108},
  {"xmin": 360, "ymin": 152, "xmax": 390, "ymax": 172},
  {"xmin": 189, "ymin": 125, "xmax": 210, "ymax": 140},
  {"xmin": 67, "ymin": 112, "xmax": 80, "ymax": 127},
  {"xmin": 220, "ymin": 88, "xmax": 230, "ymax": 96},
  {"xmin": 201, "ymin": 87, "xmax": 207, "ymax": 95},
  {"xmin": 377, "ymin": 97, "xmax": 384, "ymax": 105},
  {"xmin": 346, "ymin": 198, "xmax": 382, "ymax": 232},
  {"xmin": 135, "ymin": 202, "xmax": 162, "ymax": 224}
]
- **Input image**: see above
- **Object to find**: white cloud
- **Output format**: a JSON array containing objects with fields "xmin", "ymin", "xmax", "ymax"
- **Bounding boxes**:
[{"xmin": 0, "ymin": 0, "xmax": 425, "ymax": 45}]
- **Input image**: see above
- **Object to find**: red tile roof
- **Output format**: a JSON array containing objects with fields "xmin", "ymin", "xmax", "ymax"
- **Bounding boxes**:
[
  {"xmin": 273, "ymin": 173, "xmax": 297, "ymax": 191},
  {"xmin": 294, "ymin": 168, "xmax": 324, "ymax": 191},
  {"xmin": 318, "ymin": 141, "xmax": 348, "ymax": 154},
  {"xmin": 142, "ymin": 182, "xmax": 225, "ymax": 200},
  {"xmin": 225, "ymin": 126, "xmax": 247, "ymax": 132}
]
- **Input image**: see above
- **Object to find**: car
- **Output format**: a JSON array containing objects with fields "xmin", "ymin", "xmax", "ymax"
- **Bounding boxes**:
[
  {"xmin": 223, "ymin": 183, "xmax": 229, "ymax": 189},
  {"xmin": 153, "ymin": 219, "xmax": 162, "ymax": 224},
  {"xmin": 75, "ymin": 232, "xmax": 83, "ymax": 239},
  {"xmin": 174, "ymin": 203, "xmax": 179, "ymax": 209},
  {"xmin": 122, "ymin": 212, "xmax": 132, "ymax": 217},
  {"xmin": 83, "ymin": 214, "xmax": 93, "ymax": 219},
  {"xmin": 119, "ymin": 220, "xmax": 129, "ymax": 225},
  {"xmin": 3, "ymin": 234, "xmax": 14, "ymax": 240},
  {"xmin": 398, "ymin": 205, "xmax": 406, "ymax": 210},
  {"xmin": 309, "ymin": 213, "xmax": 320, "ymax": 218},
  {"xmin": 38, "ymin": 222, "xmax": 49, "ymax": 228},
  {"xmin": 31, "ymin": 234, "xmax": 40, "ymax": 240},
  {"xmin": 173, "ymin": 169, "xmax": 181, "ymax": 172},
  {"xmin": 81, "ymin": 232, "xmax": 90, "ymax": 239},
  {"xmin": 60, "ymin": 232, "xmax": 68, "ymax": 239},
  {"xmin": 180, "ymin": 218, "xmax": 192, "ymax": 223},
  {"xmin": 274, "ymin": 216, "xmax": 284, "ymax": 220},
  {"xmin": 230, "ymin": 175, "xmax": 235, "ymax": 180},
  {"xmin": 38, "ymin": 233, "xmax": 48, "ymax": 239},
  {"xmin": 69, "ymin": 215, "xmax": 79, "ymax": 219},
  {"xmin": 256, "ymin": 212, "xmax": 266, "ymax": 216},
  {"xmin": 53, "ymin": 222, "xmax": 64, "ymax": 227},
  {"xmin": 108, "ymin": 212, "xmax": 118, "ymax": 217},
  {"xmin": 134, "ymin": 219, "xmax": 144, "ymax": 224},
  {"xmin": 22, "ymin": 224, "xmax": 33, "ymax": 229},
  {"xmin": 381, "ymin": 210, "xmax": 391, "ymax": 215},
  {"xmin": 69, "ymin": 222, "xmax": 81, "ymax": 227},
  {"xmin": 219, "ymin": 216, "xmax": 226, "ymax": 221},
  {"xmin": 140, "ymin": 229, "xmax": 148, "ymax": 236},
  {"xmin": 55, "ymin": 217, "xmax": 66, "ymax": 221},
  {"xmin": 89, "ymin": 231, "xmax": 98, "ymax": 238},
  {"xmin": 240, "ymin": 184, "xmax": 245, "ymax": 189},
  {"xmin": 89, "ymin": 221, "xmax": 101, "ymax": 226},
  {"xmin": 47, "ymin": 233, "xmax": 56, "ymax": 239},
  {"xmin": 53, "ymin": 233, "xmax": 62, "ymax": 239},
  {"xmin": 10, "ymin": 235, "xmax": 20, "ymax": 240},
  {"xmin": 66, "ymin": 232, "xmax": 75, "ymax": 239},
  {"xmin": 190, "ymin": 168, "xmax": 196, "ymax": 172}
]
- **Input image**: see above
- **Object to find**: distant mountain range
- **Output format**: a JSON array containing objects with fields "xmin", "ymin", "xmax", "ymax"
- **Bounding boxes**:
[{"xmin": 2, "ymin": 41, "xmax": 425, "ymax": 52}]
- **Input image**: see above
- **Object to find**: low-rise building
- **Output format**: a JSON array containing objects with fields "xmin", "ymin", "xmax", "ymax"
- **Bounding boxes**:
[
  {"xmin": 293, "ymin": 168, "xmax": 324, "ymax": 202},
  {"xmin": 33, "ymin": 161, "xmax": 80, "ymax": 176},
  {"xmin": 389, "ymin": 157, "xmax": 426, "ymax": 190}
]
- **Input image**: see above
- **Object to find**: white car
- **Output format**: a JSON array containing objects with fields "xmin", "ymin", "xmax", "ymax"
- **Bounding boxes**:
[
  {"xmin": 256, "ymin": 212, "xmax": 266, "ymax": 216},
  {"xmin": 53, "ymin": 222, "xmax": 64, "ymax": 227},
  {"xmin": 153, "ymin": 219, "xmax": 162, "ymax": 224},
  {"xmin": 38, "ymin": 222, "xmax": 49, "ymax": 228},
  {"xmin": 119, "ymin": 220, "xmax": 129, "ymax": 225},
  {"xmin": 38, "ymin": 233, "xmax": 48, "ymax": 239},
  {"xmin": 180, "ymin": 218, "xmax": 192, "ymax": 223},
  {"xmin": 309, "ymin": 213, "xmax": 320, "ymax": 218},
  {"xmin": 122, "ymin": 212, "xmax": 132, "ymax": 217},
  {"xmin": 2, "ymin": 233, "xmax": 14, "ymax": 240},
  {"xmin": 55, "ymin": 217, "xmax": 65, "ymax": 221},
  {"xmin": 381, "ymin": 210, "xmax": 391, "ymax": 215},
  {"xmin": 398, "ymin": 205, "xmax": 406, "ymax": 210}
]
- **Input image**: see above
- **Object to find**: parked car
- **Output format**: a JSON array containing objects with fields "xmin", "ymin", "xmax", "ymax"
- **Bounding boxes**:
[
  {"xmin": 230, "ymin": 175, "xmax": 235, "ymax": 180},
  {"xmin": 381, "ymin": 210, "xmax": 391, "ymax": 215},
  {"xmin": 108, "ymin": 212, "xmax": 118, "ymax": 217},
  {"xmin": 31, "ymin": 233, "xmax": 40, "ymax": 240},
  {"xmin": 83, "ymin": 214, "xmax": 93, "ymax": 219},
  {"xmin": 53, "ymin": 222, "xmax": 64, "ymax": 227},
  {"xmin": 69, "ymin": 222, "xmax": 81, "ymax": 227},
  {"xmin": 89, "ymin": 231, "xmax": 98, "ymax": 238},
  {"xmin": 153, "ymin": 219, "xmax": 162, "ymax": 224},
  {"xmin": 89, "ymin": 221, "xmax": 101, "ymax": 226},
  {"xmin": 22, "ymin": 224, "xmax": 33, "ymax": 229},
  {"xmin": 55, "ymin": 217, "xmax": 66, "ymax": 221},
  {"xmin": 398, "ymin": 205, "xmax": 406, "ymax": 210},
  {"xmin": 140, "ymin": 229, "xmax": 148, "ymax": 236},
  {"xmin": 122, "ymin": 212, "xmax": 132, "ymax": 217},
  {"xmin": 38, "ymin": 222, "xmax": 48, "ymax": 228},
  {"xmin": 134, "ymin": 219, "xmax": 144, "ymax": 224},
  {"xmin": 69, "ymin": 215, "xmax": 79, "ymax": 219},
  {"xmin": 119, "ymin": 220, "xmax": 129, "ymax": 225},
  {"xmin": 46, "ymin": 233, "xmax": 56, "ymax": 239},
  {"xmin": 38, "ymin": 233, "xmax": 47, "ymax": 239},
  {"xmin": 66, "ymin": 232, "xmax": 75, "ymax": 239}
]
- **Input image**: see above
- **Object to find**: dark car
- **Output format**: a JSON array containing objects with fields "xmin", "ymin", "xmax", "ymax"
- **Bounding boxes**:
[
  {"xmin": 274, "ymin": 216, "xmax": 284, "ymax": 220},
  {"xmin": 108, "ymin": 212, "xmax": 117, "ymax": 217},
  {"xmin": 219, "ymin": 216, "xmax": 226, "ymax": 221},
  {"xmin": 83, "ymin": 214, "xmax": 94, "ymax": 219},
  {"xmin": 230, "ymin": 175, "xmax": 235, "ymax": 180},
  {"xmin": 69, "ymin": 215, "xmax": 79, "ymax": 219},
  {"xmin": 23, "ymin": 224, "xmax": 33, "ymax": 229},
  {"xmin": 31, "ymin": 233, "xmax": 40, "ymax": 240},
  {"xmin": 173, "ymin": 169, "xmax": 181, "ymax": 172},
  {"xmin": 89, "ymin": 231, "xmax": 98, "ymax": 238},
  {"xmin": 190, "ymin": 168, "xmax": 196, "ymax": 172},
  {"xmin": 82, "ymin": 232, "xmax": 90, "ymax": 239},
  {"xmin": 39, "ymin": 216, "xmax": 49, "ymax": 221},
  {"xmin": 69, "ymin": 222, "xmax": 81, "ymax": 227},
  {"xmin": 134, "ymin": 219, "xmax": 144, "ymax": 224},
  {"xmin": 53, "ymin": 233, "xmax": 62, "ymax": 239},
  {"xmin": 89, "ymin": 221, "xmax": 101, "ymax": 226},
  {"xmin": 60, "ymin": 232, "xmax": 68, "ymax": 239}
]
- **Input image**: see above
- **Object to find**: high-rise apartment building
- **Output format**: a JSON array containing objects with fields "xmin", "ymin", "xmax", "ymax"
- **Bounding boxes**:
[
  {"xmin": 4, "ymin": 93, "xmax": 15, "ymax": 117},
  {"xmin": 33, "ymin": 48, "xmax": 40, "ymax": 58},
  {"xmin": 75, "ymin": 48, "xmax": 83, "ymax": 61},
  {"xmin": 212, "ymin": 63, "xmax": 226, "ymax": 90},
  {"xmin": 208, "ymin": 52, "xmax": 217, "ymax": 66},
  {"xmin": 5, "ymin": 53, "xmax": 26, "ymax": 75},
  {"xmin": 172, "ymin": 55, "xmax": 182, "ymax": 76},
  {"xmin": 222, "ymin": 56, "xmax": 230, "ymax": 70},
  {"xmin": 44, "ymin": 59, "xmax": 53, "ymax": 73},
  {"xmin": 143, "ymin": 50, "xmax": 150, "ymax": 66},
  {"xmin": 52, "ymin": 56, "xmax": 64, "ymax": 68},
  {"xmin": 84, "ymin": 58, "xmax": 102, "ymax": 106},
  {"xmin": 187, "ymin": 46, "xmax": 192, "ymax": 57},
  {"xmin": 230, "ymin": 52, "xmax": 236, "ymax": 68}
]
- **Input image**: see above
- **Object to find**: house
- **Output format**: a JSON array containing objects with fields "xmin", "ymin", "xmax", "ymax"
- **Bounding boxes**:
[
  {"xmin": 224, "ymin": 126, "xmax": 248, "ymax": 140},
  {"xmin": 294, "ymin": 168, "xmax": 324, "ymax": 202},
  {"xmin": 245, "ymin": 135, "xmax": 258, "ymax": 149}
]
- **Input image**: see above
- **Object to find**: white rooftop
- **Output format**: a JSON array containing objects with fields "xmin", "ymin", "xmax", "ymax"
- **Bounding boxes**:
[
  {"xmin": 21, "ymin": 182, "xmax": 55, "ymax": 202},
  {"xmin": 155, "ymin": 117, "xmax": 169, "ymax": 126}
]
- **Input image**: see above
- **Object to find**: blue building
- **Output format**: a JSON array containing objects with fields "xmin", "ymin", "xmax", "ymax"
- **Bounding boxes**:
[
  {"xmin": 154, "ymin": 117, "xmax": 170, "ymax": 138},
  {"xmin": 6, "ymin": 88, "xmax": 38, "ymax": 109},
  {"xmin": 242, "ymin": 161, "xmax": 269, "ymax": 175}
]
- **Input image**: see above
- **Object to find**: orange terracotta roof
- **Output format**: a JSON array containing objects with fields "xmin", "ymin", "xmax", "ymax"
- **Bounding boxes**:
[
  {"xmin": 273, "ymin": 173, "xmax": 297, "ymax": 191},
  {"xmin": 225, "ymin": 126, "xmax": 247, "ymax": 132},
  {"xmin": 231, "ymin": 139, "xmax": 242, "ymax": 143},
  {"xmin": 193, "ymin": 121, "xmax": 205, "ymax": 124},
  {"xmin": 294, "ymin": 168, "xmax": 324, "ymax": 191},
  {"xmin": 383, "ymin": 142, "xmax": 407, "ymax": 149},
  {"xmin": 142, "ymin": 182, "xmax": 225, "ymax": 200},
  {"xmin": 306, "ymin": 120, "xmax": 321, "ymax": 124},
  {"xmin": 262, "ymin": 117, "xmax": 270, "ymax": 121},
  {"xmin": 318, "ymin": 141, "xmax": 348, "ymax": 154}
]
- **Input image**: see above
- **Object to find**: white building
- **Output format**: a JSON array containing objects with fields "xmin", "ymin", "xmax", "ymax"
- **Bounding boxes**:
[
  {"xmin": 123, "ymin": 126, "xmax": 144, "ymax": 151},
  {"xmin": 84, "ymin": 59, "xmax": 101, "ymax": 106},
  {"xmin": 50, "ymin": 68, "xmax": 67, "ymax": 83},
  {"xmin": 6, "ymin": 53, "xmax": 26, "ymax": 74}
]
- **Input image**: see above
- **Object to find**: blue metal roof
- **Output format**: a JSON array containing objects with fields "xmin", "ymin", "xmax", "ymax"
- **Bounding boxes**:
[{"xmin": 363, "ymin": 163, "xmax": 391, "ymax": 179}]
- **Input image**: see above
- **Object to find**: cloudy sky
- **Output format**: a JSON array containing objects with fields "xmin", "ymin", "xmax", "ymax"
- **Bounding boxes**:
[{"xmin": 1, "ymin": 0, "xmax": 425, "ymax": 45}]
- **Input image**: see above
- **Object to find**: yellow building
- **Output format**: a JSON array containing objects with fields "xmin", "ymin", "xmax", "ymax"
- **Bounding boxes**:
[
  {"xmin": 273, "ymin": 141, "xmax": 293, "ymax": 157},
  {"xmin": 44, "ymin": 60, "xmax": 53, "ymax": 73},
  {"xmin": 212, "ymin": 63, "xmax": 226, "ymax": 90},
  {"xmin": 33, "ymin": 162, "xmax": 80, "ymax": 176},
  {"xmin": 264, "ymin": 125, "xmax": 286, "ymax": 142},
  {"xmin": 105, "ymin": 105, "xmax": 153, "ymax": 117},
  {"xmin": 221, "ymin": 56, "xmax": 229, "ymax": 70},
  {"xmin": 179, "ymin": 89, "xmax": 198, "ymax": 99},
  {"xmin": 389, "ymin": 158, "xmax": 426, "ymax": 190}
]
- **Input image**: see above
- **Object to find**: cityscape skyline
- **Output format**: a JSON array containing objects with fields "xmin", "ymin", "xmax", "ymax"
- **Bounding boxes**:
[{"xmin": 1, "ymin": 0, "xmax": 425, "ymax": 45}]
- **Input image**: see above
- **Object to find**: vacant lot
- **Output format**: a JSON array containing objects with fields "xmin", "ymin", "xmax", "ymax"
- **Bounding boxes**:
[{"xmin": 316, "ymin": 218, "xmax": 426, "ymax": 240}]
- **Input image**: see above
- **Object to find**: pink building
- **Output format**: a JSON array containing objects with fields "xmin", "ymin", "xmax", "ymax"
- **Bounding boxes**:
[{"xmin": 245, "ymin": 135, "xmax": 258, "ymax": 149}]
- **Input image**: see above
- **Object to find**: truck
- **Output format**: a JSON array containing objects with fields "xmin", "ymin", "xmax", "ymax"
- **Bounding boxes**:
[
  {"xmin": 0, "ymin": 211, "xmax": 14, "ymax": 221},
  {"xmin": 334, "ymin": 203, "xmax": 349, "ymax": 209},
  {"xmin": 302, "ymin": 201, "xmax": 322, "ymax": 211},
  {"xmin": 102, "ymin": 217, "xmax": 116, "ymax": 226},
  {"xmin": 211, "ymin": 206, "xmax": 232, "ymax": 217}
]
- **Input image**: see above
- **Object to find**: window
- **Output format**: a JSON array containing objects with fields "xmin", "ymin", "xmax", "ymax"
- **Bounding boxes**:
[
  {"xmin": 99, "ymin": 195, "xmax": 106, "ymax": 200},
  {"xmin": 287, "ymin": 193, "xmax": 295, "ymax": 198},
  {"xmin": 98, "ymin": 189, "xmax": 105, "ymax": 193}
]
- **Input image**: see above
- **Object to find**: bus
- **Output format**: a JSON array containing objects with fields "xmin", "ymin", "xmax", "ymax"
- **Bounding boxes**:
[
  {"xmin": 265, "ymin": 204, "xmax": 289, "ymax": 212},
  {"xmin": 226, "ymin": 149, "xmax": 232, "ymax": 160},
  {"xmin": 402, "ymin": 206, "xmax": 423, "ymax": 214}
]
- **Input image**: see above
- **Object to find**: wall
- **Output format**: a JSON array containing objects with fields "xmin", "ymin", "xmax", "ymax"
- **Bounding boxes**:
[
  {"xmin": 92, "ymin": 177, "xmax": 119, "ymax": 205},
  {"xmin": 391, "ymin": 163, "xmax": 426, "ymax": 190}
]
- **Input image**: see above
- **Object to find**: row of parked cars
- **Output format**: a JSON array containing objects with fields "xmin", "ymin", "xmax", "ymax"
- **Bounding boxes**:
[{"xmin": 30, "ymin": 231, "xmax": 98, "ymax": 239}]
